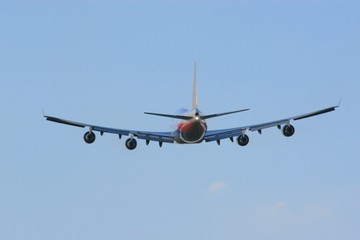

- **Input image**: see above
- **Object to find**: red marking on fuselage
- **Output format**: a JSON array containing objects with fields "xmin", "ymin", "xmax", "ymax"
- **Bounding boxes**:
[
  {"xmin": 176, "ymin": 120, "xmax": 207, "ymax": 143},
  {"xmin": 177, "ymin": 122, "xmax": 193, "ymax": 132},
  {"xmin": 177, "ymin": 121, "xmax": 207, "ymax": 132}
]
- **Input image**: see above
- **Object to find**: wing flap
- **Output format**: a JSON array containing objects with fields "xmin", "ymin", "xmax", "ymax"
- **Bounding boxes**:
[
  {"xmin": 92, "ymin": 126, "xmax": 130, "ymax": 136},
  {"xmin": 205, "ymin": 127, "xmax": 245, "ymax": 142},
  {"xmin": 137, "ymin": 133, "xmax": 174, "ymax": 143},
  {"xmin": 249, "ymin": 119, "xmax": 288, "ymax": 132}
]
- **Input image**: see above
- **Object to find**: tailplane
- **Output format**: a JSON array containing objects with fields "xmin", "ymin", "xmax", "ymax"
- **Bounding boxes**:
[
  {"xmin": 201, "ymin": 109, "xmax": 250, "ymax": 120},
  {"xmin": 144, "ymin": 63, "xmax": 250, "ymax": 120}
]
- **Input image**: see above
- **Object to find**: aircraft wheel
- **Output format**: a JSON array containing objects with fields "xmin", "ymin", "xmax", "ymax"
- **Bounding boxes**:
[
  {"xmin": 282, "ymin": 125, "xmax": 295, "ymax": 137},
  {"xmin": 125, "ymin": 138, "xmax": 137, "ymax": 150},
  {"xmin": 237, "ymin": 134, "xmax": 249, "ymax": 146},
  {"xmin": 84, "ymin": 131, "xmax": 96, "ymax": 144}
]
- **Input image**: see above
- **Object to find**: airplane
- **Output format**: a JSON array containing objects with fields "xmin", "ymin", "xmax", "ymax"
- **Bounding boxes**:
[{"xmin": 44, "ymin": 63, "xmax": 339, "ymax": 150}]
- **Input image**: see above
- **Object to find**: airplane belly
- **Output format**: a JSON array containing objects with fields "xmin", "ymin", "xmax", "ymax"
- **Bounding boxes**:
[{"xmin": 176, "ymin": 121, "xmax": 207, "ymax": 144}]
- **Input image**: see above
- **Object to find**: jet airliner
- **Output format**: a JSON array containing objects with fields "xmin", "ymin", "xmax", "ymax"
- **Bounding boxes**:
[{"xmin": 45, "ymin": 63, "xmax": 339, "ymax": 150}]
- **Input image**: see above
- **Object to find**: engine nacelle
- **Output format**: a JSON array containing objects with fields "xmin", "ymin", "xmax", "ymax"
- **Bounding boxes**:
[
  {"xmin": 237, "ymin": 134, "xmax": 249, "ymax": 146},
  {"xmin": 125, "ymin": 138, "xmax": 137, "ymax": 150},
  {"xmin": 84, "ymin": 131, "xmax": 96, "ymax": 144},
  {"xmin": 282, "ymin": 124, "xmax": 295, "ymax": 137}
]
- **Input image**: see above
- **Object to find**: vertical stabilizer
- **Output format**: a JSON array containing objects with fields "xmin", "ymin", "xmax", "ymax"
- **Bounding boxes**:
[{"xmin": 192, "ymin": 62, "xmax": 198, "ymax": 110}]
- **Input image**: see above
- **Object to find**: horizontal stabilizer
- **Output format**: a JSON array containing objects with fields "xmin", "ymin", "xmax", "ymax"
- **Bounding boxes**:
[
  {"xmin": 202, "ymin": 108, "xmax": 250, "ymax": 120},
  {"xmin": 144, "ymin": 112, "xmax": 194, "ymax": 120}
]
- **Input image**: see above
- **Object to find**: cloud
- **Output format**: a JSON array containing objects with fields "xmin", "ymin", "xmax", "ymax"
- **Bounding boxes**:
[
  {"xmin": 304, "ymin": 205, "xmax": 331, "ymax": 218},
  {"xmin": 208, "ymin": 181, "xmax": 226, "ymax": 194},
  {"xmin": 256, "ymin": 201, "xmax": 286, "ymax": 216},
  {"xmin": 256, "ymin": 201, "xmax": 330, "ymax": 219}
]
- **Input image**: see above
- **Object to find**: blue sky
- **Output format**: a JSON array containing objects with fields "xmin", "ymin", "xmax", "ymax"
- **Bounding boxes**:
[{"xmin": 1, "ymin": 1, "xmax": 359, "ymax": 240}]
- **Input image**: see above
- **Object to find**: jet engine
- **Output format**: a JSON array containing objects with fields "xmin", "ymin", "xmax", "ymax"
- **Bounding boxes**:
[
  {"xmin": 125, "ymin": 138, "xmax": 137, "ymax": 150},
  {"xmin": 237, "ymin": 134, "xmax": 249, "ymax": 146},
  {"xmin": 84, "ymin": 131, "xmax": 96, "ymax": 144},
  {"xmin": 282, "ymin": 124, "xmax": 295, "ymax": 137}
]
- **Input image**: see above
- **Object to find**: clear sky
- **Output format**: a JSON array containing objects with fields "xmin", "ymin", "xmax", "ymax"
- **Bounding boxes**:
[{"xmin": 1, "ymin": 0, "xmax": 359, "ymax": 240}]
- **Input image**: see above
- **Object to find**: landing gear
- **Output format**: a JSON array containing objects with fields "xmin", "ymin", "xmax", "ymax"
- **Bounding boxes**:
[
  {"xmin": 282, "ymin": 125, "xmax": 295, "ymax": 137},
  {"xmin": 83, "ymin": 131, "xmax": 96, "ymax": 144},
  {"xmin": 125, "ymin": 138, "xmax": 137, "ymax": 150},
  {"xmin": 237, "ymin": 134, "xmax": 249, "ymax": 146}
]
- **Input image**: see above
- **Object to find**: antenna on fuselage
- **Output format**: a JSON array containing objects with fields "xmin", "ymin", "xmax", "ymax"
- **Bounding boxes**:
[{"xmin": 192, "ymin": 62, "xmax": 198, "ymax": 110}]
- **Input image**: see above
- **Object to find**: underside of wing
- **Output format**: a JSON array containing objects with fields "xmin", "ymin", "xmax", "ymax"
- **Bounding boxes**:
[
  {"xmin": 45, "ymin": 115, "xmax": 131, "ymax": 135},
  {"xmin": 204, "ymin": 104, "xmax": 339, "ymax": 146},
  {"xmin": 204, "ymin": 127, "xmax": 246, "ymax": 142},
  {"xmin": 249, "ymin": 105, "xmax": 339, "ymax": 132},
  {"xmin": 45, "ymin": 115, "xmax": 174, "ymax": 149}
]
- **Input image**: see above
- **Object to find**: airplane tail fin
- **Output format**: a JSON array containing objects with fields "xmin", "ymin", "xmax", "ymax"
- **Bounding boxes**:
[
  {"xmin": 192, "ymin": 62, "xmax": 198, "ymax": 110},
  {"xmin": 145, "ymin": 63, "xmax": 250, "ymax": 121}
]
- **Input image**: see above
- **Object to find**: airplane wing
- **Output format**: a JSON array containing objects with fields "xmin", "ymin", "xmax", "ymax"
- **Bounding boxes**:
[
  {"xmin": 44, "ymin": 115, "xmax": 175, "ymax": 144},
  {"xmin": 204, "ymin": 104, "xmax": 339, "ymax": 143}
]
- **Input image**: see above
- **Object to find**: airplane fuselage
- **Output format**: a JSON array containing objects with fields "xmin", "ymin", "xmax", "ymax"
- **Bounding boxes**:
[{"xmin": 174, "ymin": 115, "xmax": 208, "ymax": 144}]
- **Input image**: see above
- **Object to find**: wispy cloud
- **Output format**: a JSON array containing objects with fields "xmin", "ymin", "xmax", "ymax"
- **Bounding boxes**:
[
  {"xmin": 256, "ymin": 201, "xmax": 331, "ymax": 219},
  {"xmin": 256, "ymin": 201, "xmax": 286, "ymax": 216},
  {"xmin": 208, "ymin": 181, "xmax": 226, "ymax": 195},
  {"xmin": 235, "ymin": 202, "xmax": 332, "ymax": 239},
  {"xmin": 304, "ymin": 205, "xmax": 331, "ymax": 218}
]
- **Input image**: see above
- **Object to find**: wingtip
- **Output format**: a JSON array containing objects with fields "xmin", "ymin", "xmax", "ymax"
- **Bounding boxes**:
[{"xmin": 338, "ymin": 97, "xmax": 342, "ymax": 107}]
